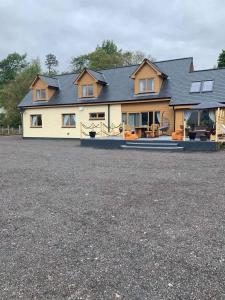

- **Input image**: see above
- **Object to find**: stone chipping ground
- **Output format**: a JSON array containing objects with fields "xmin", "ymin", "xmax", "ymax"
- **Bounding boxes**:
[{"xmin": 0, "ymin": 136, "xmax": 225, "ymax": 300}]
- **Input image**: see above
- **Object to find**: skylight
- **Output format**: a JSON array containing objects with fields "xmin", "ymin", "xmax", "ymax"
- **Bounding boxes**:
[
  {"xmin": 190, "ymin": 81, "xmax": 201, "ymax": 93},
  {"xmin": 190, "ymin": 80, "xmax": 214, "ymax": 93},
  {"xmin": 202, "ymin": 80, "xmax": 214, "ymax": 92}
]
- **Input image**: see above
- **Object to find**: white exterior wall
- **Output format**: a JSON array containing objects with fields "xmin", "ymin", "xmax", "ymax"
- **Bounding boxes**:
[{"xmin": 22, "ymin": 104, "xmax": 122, "ymax": 138}]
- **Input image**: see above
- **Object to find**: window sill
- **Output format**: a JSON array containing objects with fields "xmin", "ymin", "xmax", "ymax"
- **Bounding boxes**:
[
  {"xmin": 62, "ymin": 126, "xmax": 76, "ymax": 128},
  {"xmin": 89, "ymin": 118, "xmax": 105, "ymax": 121},
  {"xmin": 137, "ymin": 91, "xmax": 155, "ymax": 94},
  {"xmin": 30, "ymin": 126, "xmax": 42, "ymax": 128},
  {"xmin": 81, "ymin": 95, "xmax": 95, "ymax": 98}
]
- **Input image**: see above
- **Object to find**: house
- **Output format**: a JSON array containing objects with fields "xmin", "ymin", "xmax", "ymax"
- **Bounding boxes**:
[{"xmin": 18, "ymin": 57, "xmax": 225, "ymax": 139}]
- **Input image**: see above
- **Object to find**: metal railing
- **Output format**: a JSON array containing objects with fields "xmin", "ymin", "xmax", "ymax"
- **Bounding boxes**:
[{"xmin": 80, "ymin": 122, "xmax": 124, "ymax": 138}]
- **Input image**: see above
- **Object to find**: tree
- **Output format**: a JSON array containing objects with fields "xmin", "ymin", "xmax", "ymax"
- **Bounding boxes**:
[
  {"xmin": 70, "ymin": 54, "xmax": 89, "ymax": 73},
  {"xmin": 45, "ymin": 53, "xmax": 58, "ymax": 75},
  {"xmin": 0, "ymin": 53, "xmax": 27, "ymax": 86},
  {"xmin": 70, "ymin": 40, "xmax": 155, "ymax": 72},
  {"xmin": 217, "ymin": 50, "xmax": 225, "ymax": 68},
  {"xmin": 0, "ymin": 59, "xmax": 41, "ymax": 126}
]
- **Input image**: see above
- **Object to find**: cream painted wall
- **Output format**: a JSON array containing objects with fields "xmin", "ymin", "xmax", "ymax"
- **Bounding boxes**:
[{"xmin": 23, "ymin": 104, "xmax": 122, "ymax": 138}]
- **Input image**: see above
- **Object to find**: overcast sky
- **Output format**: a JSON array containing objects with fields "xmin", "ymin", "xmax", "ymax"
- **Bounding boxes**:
[{"xmin": 0, "ymin": 0, "xmax": 224, "ymax": 72}]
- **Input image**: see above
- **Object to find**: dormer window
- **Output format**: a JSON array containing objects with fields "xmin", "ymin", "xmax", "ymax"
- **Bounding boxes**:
[
  {"xmin": 82, "ymin": 84, "xmax": 94, "ymax": 97},
  {"xmin": 36, "ymin": 89, "xmax": 46, "ymax": 100},
  {"xmin": 139, "ymin": 79, "xmax": 154, "ymax": 93}
]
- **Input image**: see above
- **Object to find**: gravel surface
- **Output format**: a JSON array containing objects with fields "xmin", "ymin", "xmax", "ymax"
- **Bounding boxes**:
[{"xmin": 0, "ymin": 136, "xmax": 225, "ymax": 299}]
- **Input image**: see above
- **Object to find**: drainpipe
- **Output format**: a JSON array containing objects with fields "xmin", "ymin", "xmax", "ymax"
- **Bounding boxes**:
[
  {"xmin": 108, "ymin": 104, "xmax": 110, "ymax": 132},
  {"xmin": 19, "ymin": 108, "xmax": 24, "ymax": 138},
  {"xmin": 173, "ymin": 106, "xmax": 175, "ymax": 131}
]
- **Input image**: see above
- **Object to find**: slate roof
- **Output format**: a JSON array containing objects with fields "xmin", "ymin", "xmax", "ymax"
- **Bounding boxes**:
[
  {"xmin": 86, "ymin": 69, "xmax": 107, "ymax": 84},
  {"xmin": 39, "ymin": 75, "xmax": 59, "ymax": 88},
  {"xmin": 18, "ymin": 57, "xmax": 225, "ymax": 108}
]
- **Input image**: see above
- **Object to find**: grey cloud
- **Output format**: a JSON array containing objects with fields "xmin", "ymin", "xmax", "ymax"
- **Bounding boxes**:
[{"xmin": 0, "ymin": 0, "xmax": 224, "ymax": 72}]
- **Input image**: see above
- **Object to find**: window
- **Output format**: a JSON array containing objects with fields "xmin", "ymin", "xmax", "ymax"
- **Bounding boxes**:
[
  {"xmin": 82, "ymin": 84, "xmax": 94, "ymax": 97},
  {"xmin": 139, "ymin": 79, "xmax": 154, "ymax": 93},
  {"xmin": 31, "ymin": 115, "xmax": 42, "ymax": 127},
  {"xmin": 122, "ymin": 113, "xmax": 127, "ymax": 124},
  {"xmin": 36, "ymin": 89, "xmax": 46, "ymax": 100},
  {"xmin": 190, "ymin": 81, "xmax": 201, "ymax": 93},
  {"xmin": 128, "ymin": 113, "xmax": 140, "ymax": 129},
  {"xmin": 62, "ymin": 114, "xmax": 76, "ymax": 127},
  {"xmin": 202, "ymin": 80, "xmax": 214, "ymax": 92},
  {"xmin": 89, "ymin": 112, "xmax": 105, "ymax": 120}
]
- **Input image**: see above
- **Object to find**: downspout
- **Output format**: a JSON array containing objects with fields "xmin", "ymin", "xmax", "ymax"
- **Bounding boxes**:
[
  {"xmin": 173, "ymin": 106, "xmax": 175, "ymax": 131},
  {"xmin": 108, "ymin": 104, "xmax": 110, "ymax": 132},
  {"xmin": 19, "ymin": 107, "xmax": 24, "ymax": 138}
]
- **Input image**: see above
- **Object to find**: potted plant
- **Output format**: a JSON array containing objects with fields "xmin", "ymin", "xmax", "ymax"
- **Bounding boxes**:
[{"xmin": 89, "ymin": 131, "xmax": 96, "ymax": 138}]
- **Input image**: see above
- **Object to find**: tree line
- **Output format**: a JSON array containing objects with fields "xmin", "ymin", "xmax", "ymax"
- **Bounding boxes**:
[{"xmin": 0, "ymin": 40, "xmax": 225, "ymax": 127}]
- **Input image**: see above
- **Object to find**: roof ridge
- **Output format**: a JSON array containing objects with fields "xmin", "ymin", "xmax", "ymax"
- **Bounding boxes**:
[
  {"xmin": 39, "ymin": 74, "xmax": 58, "ymax": 79},
  {"xmin": 155, "ymin": 57, "xmax": 193, "ymax": 64},
  {"xmin": 192, "ymin": 67, "xmax": 225, "ymax": 73},
  {"xmin": 54, "ymin": 57, "xmax": 194, "ymax": 77},
  {"xmin": 87, "ymin": 68, "xmax": 103, "ymax": 75}
]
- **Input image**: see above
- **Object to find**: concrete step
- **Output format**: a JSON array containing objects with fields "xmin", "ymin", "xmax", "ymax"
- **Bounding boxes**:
[
  {"xmin": 126, "ymin": 142, "xmax": 179, "ymax": 147},
  {"xmin": 121, "ymin": 145, "xmax": 184, "ymax": 151}
]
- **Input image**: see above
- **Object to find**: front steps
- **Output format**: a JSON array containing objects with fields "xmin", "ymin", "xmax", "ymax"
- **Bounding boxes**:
[{"xmin": 121, "ymin": 141, "xmax": 184, "ymax": 152}]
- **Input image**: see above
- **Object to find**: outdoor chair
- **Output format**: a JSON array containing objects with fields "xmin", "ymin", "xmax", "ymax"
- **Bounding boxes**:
[
  {"xmin": 124, "ymin": 130, "xmax": 138, "ymax": 140},
  {"xmin": 172, "ymin": 126, "xmax": 183, "ymax": 141},
  {"xmin": 145, "ymin": 124, "xmax": 160, "ymax": 138}
]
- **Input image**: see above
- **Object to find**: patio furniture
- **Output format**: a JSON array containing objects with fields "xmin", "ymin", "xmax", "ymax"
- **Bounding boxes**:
[
  {"xmin": 145, "ymin": 124, "xmax": 160, "ymax": 138},
  {"xmin": 172, "ymin": 126, "xmax": 183, "ymax": 141},
  {"xmin": 189, "ymin": 131, "xmax": 197, "ymax": 140},
  {"xmin": 124, "ymin": 131, "xmax": 138, "ymax": 140},
  {"xmin": 135, "ymin": 127, "xmax": 147, "ymax": 138}
]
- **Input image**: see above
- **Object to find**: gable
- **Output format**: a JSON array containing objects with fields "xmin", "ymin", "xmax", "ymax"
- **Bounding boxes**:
[
  {"xmin": 132, "ymin": 62, "xmax": 164, "ymax": 94},
  {"xmin": 31, "ymin": 77, "xmax": 56, "ymax": 102},
  {"xmin": 75, "ymin": 70, "xmax": 103, "ymax": 98}
]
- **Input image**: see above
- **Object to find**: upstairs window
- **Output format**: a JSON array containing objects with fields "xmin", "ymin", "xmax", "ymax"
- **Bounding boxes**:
[
  {"xmin": 190, "ymin": 81, "xmax": 201, "ymax": 93},
  {"xmin": 62, "ymin": 114, "xmax": 76, "ymax": 127},
  {"xmin": 89, "ymin": 112, "xmax": 105, "ymax": 120},
  {"xmin": 202, "ymin": 80, "xmax": 214, "ymax": 92},
  {"xmin": 36, "ymin": 89, "xmax": 46, "ymax": 100},
  {"xmin": 31, "ymin": 115, "xmax": 42, "ymax": 127},
  {"xmin": 139, "ymin": 79, "xmax": 154, "ymax": 93},
  {"xmin": 82, "ymin": 84, "xmax": 94, "ymax": 97}
]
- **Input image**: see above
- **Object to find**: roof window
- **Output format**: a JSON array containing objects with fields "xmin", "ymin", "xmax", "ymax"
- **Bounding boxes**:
[
  {"xmin": 190, "ymin": 81, "xmax": 201, "ymax": 93},
  {"xmin": 202, "ymin": 80, "xmax": 214, "ymax": 92}
]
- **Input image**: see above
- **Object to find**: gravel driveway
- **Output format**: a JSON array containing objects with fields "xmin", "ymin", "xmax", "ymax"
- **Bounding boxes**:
[{"xmin": 0, "ymin": 136, "xmax": 225, "ymax": 299}]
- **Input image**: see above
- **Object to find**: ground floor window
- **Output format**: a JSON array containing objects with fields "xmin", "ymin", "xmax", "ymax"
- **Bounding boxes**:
[
  {"xmin": 187, "ymin": 110, "xmax": 214, "ymax": 129},
  {"xmin": 31, "ymin": 115, "xmax": 42, "ymax": 127},
  {"xmin": 62, "ymin": 114, "xmax": 76, "ymax": 127},
  {"xmin": 122, "ymin": 111, "xmax": 160, "ymax": 128},
  {"xmin": 89, "ymin": 112, "xmax": 105, "ymax": 120}
]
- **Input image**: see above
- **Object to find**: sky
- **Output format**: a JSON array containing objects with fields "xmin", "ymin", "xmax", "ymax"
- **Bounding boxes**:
[{"xmin": 0, "ymin": 0, "xmax": 225, "ymax": 72}]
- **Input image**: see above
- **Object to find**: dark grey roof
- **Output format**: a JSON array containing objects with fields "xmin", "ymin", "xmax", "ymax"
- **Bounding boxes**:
[
  {"xmin": 18, "ymin": 57, "xmax": 225, "ymax": 108},
  {"xmin": 86, "ymin": 69, "xmax": 107, "ymax": 84},
  {"xmin": 39, "ymin": 75, "xmax": 59, "ymax": 88},
  {"xmin": 191, "ymin": 101, "xmax": 225, "ymax": 110}
]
